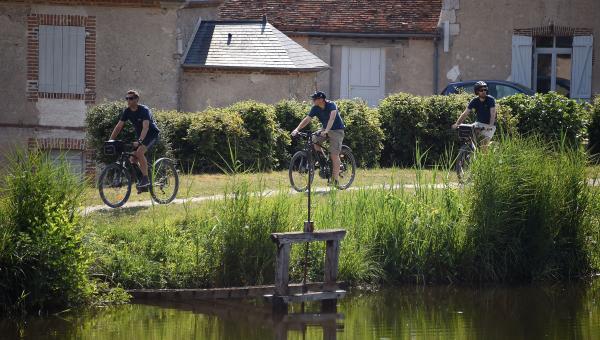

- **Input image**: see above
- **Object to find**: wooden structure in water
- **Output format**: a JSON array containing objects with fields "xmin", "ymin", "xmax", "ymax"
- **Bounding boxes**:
[{"xmin": 263, "ymin": 229, "xmax": 347, "ymax": 313}]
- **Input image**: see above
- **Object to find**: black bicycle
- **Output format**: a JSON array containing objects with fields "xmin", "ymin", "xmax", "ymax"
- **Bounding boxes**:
[
  {"xmin": 455, "ymin": 123, "xmax": 490, "ymax": 183},
  {"xmin": 289, "ymin": 131, "xmax": 356, "ymax": 192},
  {"xmin": 98, "ymin": 140, "xmax": 179, "ymax": 208}
]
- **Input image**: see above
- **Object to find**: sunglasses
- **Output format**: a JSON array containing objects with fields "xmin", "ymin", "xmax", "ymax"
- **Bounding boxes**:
[
  {"xmin": 125, "ymin": 96, "xmax": 137, "ymax": 100},
  {"xmin": 479, "ymin": 88, "xmax": 488, "ymax": 93}
]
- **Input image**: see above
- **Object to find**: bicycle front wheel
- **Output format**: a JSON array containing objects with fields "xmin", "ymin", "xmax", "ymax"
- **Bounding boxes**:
[
  {"xmin": 455, "ymin": 145, "xmax": 473, "ymax": 183},
  {"xmin": 289, "ymin": 151, "xmax": 314, "ymax": 192},
  {"xmin": 337, "ymin": 146, "xmax": 356, "ymax": 190},
  {"xmin": 150, "ymin": 158, "xmax": 179, "ymax": 204},
  {"xmin": 98, "ymin": 163, "xmax": 132, "ymax": 208}
]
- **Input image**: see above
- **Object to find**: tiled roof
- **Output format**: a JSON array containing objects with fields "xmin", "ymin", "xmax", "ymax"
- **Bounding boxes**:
[
  {"xmin": 183, "ymin": 20, "xmax": 329, "ymax": 71},
  {"xmin": 219, "ymin": 0, "xmax": 443, "ymax": 35}
]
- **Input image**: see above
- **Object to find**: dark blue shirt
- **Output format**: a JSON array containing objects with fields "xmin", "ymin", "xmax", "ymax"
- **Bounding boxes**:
[
  {"xmin": 468, "ymin": 95, "xmax": 496, "ymax": 125},
  {"xmin": 120, "ymin": 105, "xmax": 160, "ymax": 138},
  {"xmin": 308, "ymin": 101, "xmax": 345, "ymax": 130}
]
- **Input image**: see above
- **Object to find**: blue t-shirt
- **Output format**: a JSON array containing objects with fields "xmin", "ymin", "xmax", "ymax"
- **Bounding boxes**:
[
  {"xmin": 120, "ymin": 104, "xmax": 160, "ymax": 138},
  {"xmin": 308, "ymin": 101, "xmax": 345, "ymax": 130},
  {"xmin": 468, "ymin": 95, "xmax": 496, "ymax": 125}
]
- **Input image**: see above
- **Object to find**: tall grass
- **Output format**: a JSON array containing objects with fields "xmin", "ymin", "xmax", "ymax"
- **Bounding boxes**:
[
  {"xmin": 84, "ymin": 136, "xmax": 600, "ymax": 289},
  {"xmin": 463, "ymin": 136, "xmax": 599, "ymax": 281}
]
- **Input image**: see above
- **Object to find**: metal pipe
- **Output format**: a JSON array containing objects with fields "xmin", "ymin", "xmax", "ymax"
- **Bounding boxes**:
[{"xmin": 433, "ymin": 28, "xmax": 441, "ymax": 94}]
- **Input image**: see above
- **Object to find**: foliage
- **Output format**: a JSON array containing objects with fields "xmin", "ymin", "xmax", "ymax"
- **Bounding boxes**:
[
  {"xmin": 0, "ymin": 150, "xmax": 128, "ymax": 316},
  {"xmin": 588, "ymin": 96, "xmax": 600, "ymax": 156},
  {"xmin": 336, "ymin": 99, "xmax": 384, "ymax": 167}
]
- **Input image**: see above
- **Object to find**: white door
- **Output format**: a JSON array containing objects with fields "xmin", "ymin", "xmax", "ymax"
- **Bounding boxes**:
[{"xmin": 341, "ymin": 47, "xmax": 385, "ymax": 107}]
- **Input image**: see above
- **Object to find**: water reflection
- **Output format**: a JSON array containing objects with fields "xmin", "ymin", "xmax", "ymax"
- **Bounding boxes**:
[{"xmin": 1, "ymin": 281, "xmax": 599, "ymax": 339}]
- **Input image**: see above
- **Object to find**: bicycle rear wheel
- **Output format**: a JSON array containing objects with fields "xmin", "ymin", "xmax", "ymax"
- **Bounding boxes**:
[
  {"xmin": 455, "ymin": 145, "xmax": 473, "ymax": 183},
  {"xmin": 337, "ymin": 146, "xmax": 356, "ymax": 190},
  {"xmin": 150, "ymin": 158, "xmax": 179, "ymax": 204},
  {"xmin": 289, "ymin": 151, "xmax": 314, "ymax": 192},
  {"xmin": 98, "ymin": 163, "xmax": 132, "ymax": 208}
]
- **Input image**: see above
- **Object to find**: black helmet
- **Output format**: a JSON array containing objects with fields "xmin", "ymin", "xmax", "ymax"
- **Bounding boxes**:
[
  {"xmin": 311, "ymin": 91, "xmax": 326, "ymax": 100},
  {"xmin": 474, "ymin": 81, "xmax": 488, "ymax": 94}
]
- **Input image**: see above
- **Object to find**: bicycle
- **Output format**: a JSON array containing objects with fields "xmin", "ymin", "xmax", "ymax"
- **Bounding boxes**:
[
  {"xmin": 289, "ymin": 131, "xmax": 356, "ymax": 192},
  {"xmin": 98, "ymin": 140, "xmax": 179, "ymax": 208},
  {"xmin": 455, "ymin": 123, "xmax": 491, "ymax": 183}
]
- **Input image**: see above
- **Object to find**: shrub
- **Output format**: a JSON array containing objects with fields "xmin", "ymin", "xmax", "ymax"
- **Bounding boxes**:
[
  {"xmin": 420, "ymin": 94, "xmax": 468, "ymax": 164},
  {"xmin": 501, "ymin": 93, "xmax": 588, "ymax": 145},
  {"xmin": 0, "ymin": 151, "xmax": 92, "ymax": 315},
  {"xmin": 379, "ymin": 93, "xmax": 426, "ymax": 166},
  {"xmin": 185, "ymin": 108, "xmax": 248, "ymax": 172},
  {"xmin": 463, "ymin": 136, "xmax": 598, "ymax": 281},
  {"xmin": 589, "ymin": 96, "xmax": 600, "ymax": 156},
  {"xmin": 85, "ymin": 101, "xmax": 169, "ymax": 165},
  {"xmin": 227, "ymin": 101, "xmax": 290, "ymax": 171},
  {"xmin": 274, "ymin": 100, "xmax": 313, "ymax": 165},
  {"xmin": 336, "ymin": 99, "xmax": 384, "ymax": 167},
  {"xmin": 153, "ymin": 110, "xmax": 195, "ymax": 170}
]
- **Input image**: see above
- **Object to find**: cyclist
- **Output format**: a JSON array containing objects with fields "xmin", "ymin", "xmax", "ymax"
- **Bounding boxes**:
[
  {"xmin": 109, "ymin": 90, "xmax": 160, "ymax": 190},
  {"xmin": 291, "ymin": 91, "xmax": 345, "ymax": 185},
  {"xmin": 451, "ymin": 81, "xmax": 496, "ymax": 150}
]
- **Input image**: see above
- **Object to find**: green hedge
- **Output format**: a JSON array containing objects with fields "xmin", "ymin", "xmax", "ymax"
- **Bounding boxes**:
[
  {"xmin": 86, "ymin": 92, "xmax": 592, "ymax": 171},
  {"xmin": 336, "ymin": 99, "xmax": 384, "ymax": 167},
  {"xmin": 589, "ymin": 96, "xmax": 600, "ymax": 156},
  {"xmin": 499, "ymin": 92, "xmax": 588, "ymax": 145}
]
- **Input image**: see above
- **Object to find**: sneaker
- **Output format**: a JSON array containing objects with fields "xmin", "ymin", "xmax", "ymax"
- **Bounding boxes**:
[{"xmin": 138, "ymin": 176, "xmax": 150, "ymax": 188}]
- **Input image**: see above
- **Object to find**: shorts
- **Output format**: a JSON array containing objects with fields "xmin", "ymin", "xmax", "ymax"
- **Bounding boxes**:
[
  {"xmin": 141, "ymin": 133, "xmax": 159, "ymax": 151},
  {"xmin": 312, "ymin": 129, "xmax": 344, "ymax": 154},
  {"xmin": 473, "ymin": 122, "xmax": 496, "ymax": 140}
]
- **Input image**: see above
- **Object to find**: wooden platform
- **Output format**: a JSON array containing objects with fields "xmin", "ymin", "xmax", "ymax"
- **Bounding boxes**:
[
  {"xmin": 128, "ymin": 281, "xmax": 345, "ymax": 301},
  {"xmin": 270, "ymin": 229, "xmax": 346, "ymax": 245},
  {"xmin": 264, "ymin": 290, "xmax": 346, "ymax": 304}
]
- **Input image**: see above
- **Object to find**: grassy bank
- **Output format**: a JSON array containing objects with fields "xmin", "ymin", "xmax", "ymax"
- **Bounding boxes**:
[{"xmin": 84, "ymin": 137, "xmax": 600, "ymax": 289}]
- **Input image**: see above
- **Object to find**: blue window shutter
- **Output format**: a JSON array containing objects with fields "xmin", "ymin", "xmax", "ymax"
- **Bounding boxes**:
[
  {"xmin": 571, "ymin": 35, "xmax": 593, "ymax": 99},
  {"xmin": 38, "ymin": 25, "xmax": 85, "ymax": 94}
]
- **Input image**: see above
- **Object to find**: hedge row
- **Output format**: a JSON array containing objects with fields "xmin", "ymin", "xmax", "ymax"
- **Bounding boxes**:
[{"xmin": 86, "ymin": 92, "xmax": 595, "ymax": 171}]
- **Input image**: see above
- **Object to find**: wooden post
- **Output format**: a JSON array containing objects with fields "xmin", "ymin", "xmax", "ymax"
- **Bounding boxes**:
[
  {"xmin": 274, "ymin": 243, "xmax": 291, "ymax": 296},
  {"xmin": 324, "ymin": 240, "xmax": 340, "ymax": 291}
]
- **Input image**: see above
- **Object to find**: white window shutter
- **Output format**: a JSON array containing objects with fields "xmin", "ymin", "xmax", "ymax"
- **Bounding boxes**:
[
  {"xmin": 571, "ymin": 35, "xmax": 593, "ymax": 99},
  {"xmin": 511, "ymin": 35, "xmax": 533, "ymax": 89},
  {"xmin": 38, "ymin": 25, "xmax": 85, "ymax": 94}
]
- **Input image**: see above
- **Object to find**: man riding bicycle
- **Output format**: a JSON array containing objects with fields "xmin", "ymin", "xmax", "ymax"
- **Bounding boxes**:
[
  {"xmin": 451, "ymin": 81, "xmax": 497, "ymax": 149},
  {"xmin": 292, "ymin": 91, "xmax": 345, "ymax": 185},
  {"xmin": 109, "ymin": 90, "xmax": 160, "ymax": 190}
]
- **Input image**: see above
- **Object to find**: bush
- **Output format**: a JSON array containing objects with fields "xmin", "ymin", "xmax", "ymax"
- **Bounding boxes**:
[
  {"xmin": 501, "ymin": 93, "xmax": 588, "ymax": 145},
  {"xmin": 85, "ymin": 101, "xmax": 169, "ymax": 165},
  {"xmin": 336, "ymin": 99, "xmax": 384, "ymax": 167},
  {"xmin": 185, "ymin": 108, "xmax": 248, "ymax": 172},
  {"xmin": 0, "ymin": 151, "xmax": 93, "ymax": 315},
  {"xmin": 420, "ymin": 94, "xmax": 469, "ymax": 164},
  {"xmin": 274, "ymin": 100, "xmax": 313, "ymax": 165},
  {"xmin": 153, "ymin": 110, "xmax": 195, "ymax": 171},
  {"xmin": 589, "ymin": 96, "xmax": 600, "ymax": 156},
  {"xmin": 379, "ymin": 93, "xmax": 426, "ymax": 166},
  {"xmin": 463, "ymin": 137, "xmax": 598, "ymax": 281}
]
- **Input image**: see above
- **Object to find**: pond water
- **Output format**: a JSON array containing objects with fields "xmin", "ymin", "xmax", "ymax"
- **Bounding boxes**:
[{"xmin": 2, "ymin": 283, "xmax": 599, "ymax": 339}]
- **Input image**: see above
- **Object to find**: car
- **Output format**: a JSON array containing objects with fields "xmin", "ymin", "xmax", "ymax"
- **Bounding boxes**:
[{"xmin": 441, "ymin": 80, "xmax": 535, "ymax": 99}]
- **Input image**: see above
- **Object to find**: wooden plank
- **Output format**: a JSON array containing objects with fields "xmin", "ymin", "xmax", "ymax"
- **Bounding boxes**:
[
  {"xmin": 324, "ymin": 240, "xmax": 340, "ymax": 291},
  {"xmin": 270, "ymin": 229, "xmax": 346, "ymax": 245},
  {"xmin": 264, "ymin": 290, "xmax": 346, "ymax": 304},
  {"xmin": 274, "ymin": 243, "xmax": 291, "ymax": 296},
  {"xmin": 128, "ymin": 282, "xmax": 346, "ymax": 300}
]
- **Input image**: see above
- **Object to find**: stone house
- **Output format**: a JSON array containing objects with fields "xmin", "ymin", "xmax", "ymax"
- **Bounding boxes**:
[{"xmin": 0, "ymin": 0, "xmax": 598, "ymax": 176}]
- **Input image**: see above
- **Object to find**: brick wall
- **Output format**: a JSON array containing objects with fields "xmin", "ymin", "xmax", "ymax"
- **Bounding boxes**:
[
  {"xmin": 28, "ymin": 137, "xmax": 96, "ymax": 179},
  {"xmin": 26, "ymin": 14, "xmax": 96, "ymax": 104}
]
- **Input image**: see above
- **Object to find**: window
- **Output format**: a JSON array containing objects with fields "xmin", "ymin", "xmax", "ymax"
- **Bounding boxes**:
[
  {"xmin": 38, "ymin": 25, "xmax": 85, "ymax": 94},
  {"xmin": 534, "ymin": 36, "xmax": 572, "ymax": 96},
  {"xmin": 494, "ymin": 84, "xmax": 521, "ymax": 99}
]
